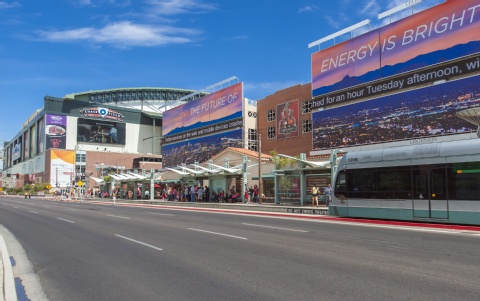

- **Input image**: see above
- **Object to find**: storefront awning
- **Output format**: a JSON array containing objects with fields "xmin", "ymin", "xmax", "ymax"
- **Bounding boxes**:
[{"xmin": 89, "ymin": 176, "xmax": 104, "ymax": 184}]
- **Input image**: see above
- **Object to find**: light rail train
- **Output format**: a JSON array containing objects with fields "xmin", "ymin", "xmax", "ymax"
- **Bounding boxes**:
[{"xmin": 330, "ymin": 139, "xmax": 480, "ymax": 225}]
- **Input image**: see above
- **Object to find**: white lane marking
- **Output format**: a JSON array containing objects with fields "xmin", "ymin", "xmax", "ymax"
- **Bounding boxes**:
[
  {"xmin": 57, "ymin": 218, "xmax": 75, "ymax": 224},
  {"xmin": 188, "ymin": 228, "xmax": 247, "ymax": 240},
  {"xmin": 242, "ymin": 223, "xmax": 309, "ymax": 233},
  {"xmin": 115, "ymin": 234, "xmax": 163, "ymax": 251},
  {"xmin": 29, "ymin": 210, "xmax": 39, "ymax": 214},
  {"xmin": 325, "ymin": 220, "xmax": 480, "ymax": 236},
  {"xmin": 149, "ymin": 212, "xmax": 175, "ymax": 216},
  {"xmin": 106, "ymin": 215, "xmax": 131, "ymax": 220}
]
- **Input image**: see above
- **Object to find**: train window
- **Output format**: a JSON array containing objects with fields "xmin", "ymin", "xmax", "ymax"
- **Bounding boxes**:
[
  {"xmin": 378, "ymin": 169, "xmax": 411, "ymax": 192},
  {"xmin": 415, "ymin": 175, "xmax": 427, "ymax": 195},
  {"xmin": 347, "ymin": 171, "xmax": 376, "ymax": 198},
  {"xmin": 448, "ymin": 164, "xmax": 480, "ymax": 200},
  {"xmin": 334, "ymin": 171, "xmax": 346, "ymax": 197},
  {"xmin": 431, "ymin": 174, "xmax": 443, "ymax": 195}
]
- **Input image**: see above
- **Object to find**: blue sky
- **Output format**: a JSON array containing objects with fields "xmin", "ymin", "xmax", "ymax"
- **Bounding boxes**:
[{"xmin": 0, "ymin": 0, "xmax": 440, "ymax": 142}]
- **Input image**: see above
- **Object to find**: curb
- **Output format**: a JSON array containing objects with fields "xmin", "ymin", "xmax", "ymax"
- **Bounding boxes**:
[{"xmin": 0, "ymin": 234, "xmax": 17, "ymax": 301}]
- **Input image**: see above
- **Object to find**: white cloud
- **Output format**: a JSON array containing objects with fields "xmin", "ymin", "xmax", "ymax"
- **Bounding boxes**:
[
  {"xmin": 0, "ymin": 1, "xmax": 20, "ymax": 9},
  {"xmin": 36, "ymin": 21, "xmax": 201, "ymax": 48},
  {"xmin": 77, "ymin": 0, "xmax": 93, "ymax": 6},
  {"xmin": 146, "ymin": 0, "xmax": 216, "ymax": 16},
  {"xmin": 360, "ymin": 0, "xmax": 381, "ymax": 17},
  {"xmin": 324, "ymin": 16, "xmax": 340, "ymax": 29},
  {"xmin": 298, "ymin": 5, "xmax": 318, "ymax": 14}
]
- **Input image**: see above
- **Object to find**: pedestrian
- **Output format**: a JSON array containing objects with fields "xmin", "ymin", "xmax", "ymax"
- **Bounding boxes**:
[
  {"xmin": 197, "ymin": 186, "xmax": 204, "ymax": 202},
  {"xmin": 145, "ymin": 189, "xmax": 150, "ymax": 200},
  {"xmin": 324, "ymin": 184, "xmax": 332, "ymax": 206},
  {"xmin": 311, "ymin": 184, "xmax": 319, "ymax": 207},
  {"xmin": 112, "ymin": 189, "xmax": 117, "ymax": 206},
  {"xmin": 204, "ymin": 186, "xmax": 210, "ymax": 202},
  {"xmin": 253, "ymin": 185, "xmax": 259, "ymax": 203}
]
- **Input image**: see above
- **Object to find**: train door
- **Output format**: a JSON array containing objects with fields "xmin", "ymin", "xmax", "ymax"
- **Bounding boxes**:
[{"xmin": 412, "ymin": 168, "xmax": 448, "ymax": 219}]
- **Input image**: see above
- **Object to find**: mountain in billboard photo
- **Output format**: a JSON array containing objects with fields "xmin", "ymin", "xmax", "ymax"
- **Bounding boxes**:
[
  {"xmin": 166, "ymin": 111, "xmax": 242, "ymax": 136},
  {"xmin": 313, "ymin": 40, "xmax": 480, "ymax": 97},
  {"xmin": 381, "ymin": 40, "xmax": 480, "ymax": 77}
]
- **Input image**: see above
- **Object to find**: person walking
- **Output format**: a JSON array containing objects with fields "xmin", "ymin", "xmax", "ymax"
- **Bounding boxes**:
[
  {"xmin": 311, "ymin": 184, "xmax": 319, "ymax": 207},
  {"xmin": 324, "ymin": 184, "xmax": 332, "ymax": 206}
]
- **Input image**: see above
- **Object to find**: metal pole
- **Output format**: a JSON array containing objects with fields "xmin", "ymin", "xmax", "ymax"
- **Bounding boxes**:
[
  {"xmin": 242, "ymin": 155, "xmax": 247, "ymax": 203},
  {"xmin": 258, "ymin": 134, "xmax": 262, "ymax": 204},
  {"xmin": 150, "ymin": 168, "xmax": 154, "ymax": 201}
]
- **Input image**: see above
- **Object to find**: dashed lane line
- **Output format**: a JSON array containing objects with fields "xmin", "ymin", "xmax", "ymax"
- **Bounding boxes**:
[
  {"xmin": 149, "ymin": 212, "xmax": 175, "ymax": 216},
  {"xmin": 242, "ymin": 223, "xmax": 309, "ymax": 233},
  {"xmin": 106, "ymin": 215, "xmax": 131, "ymax": 220},
  {"xmin": 57, "ymin": 218, "xmax": 75, "ymax": 224},
  {"xmin": 188, "ymin": 228, "xmax": 247, "ymax": 240},
  {"xmin": 115, "ymin": 234, "xmax": 163, "ymax": 251}
]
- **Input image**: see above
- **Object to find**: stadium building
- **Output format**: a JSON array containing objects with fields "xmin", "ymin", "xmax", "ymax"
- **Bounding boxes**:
[
  {"xmin": 1, "ymin": 87, "xmax": 206, "ymax": 192},
  {"xmin": 1, "ymin": 81, "xmax": 260, "ymax": 200}
]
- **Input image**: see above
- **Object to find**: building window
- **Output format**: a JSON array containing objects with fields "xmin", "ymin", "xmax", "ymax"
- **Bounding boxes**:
[
  {"xmin": 248, "ymin": 129, "xmax": 258, "ymax": 151},
  {"xmin": 302, "ymin": 100, "xmax": 312, "ymax": 114},
  {"xmin": 76, "ymin": 154, "xmax": 86, "ymax": 163},
  {"xmin": 267, "ymin": 127, "xmax": 276, "ymax": 139},
  {"xmin": 267, "ymin": 109, "xmax": 276, "ymax": 122},
  {"xmin": 302, "ymin": 119, "xmax": 312, "ymax": 133}
]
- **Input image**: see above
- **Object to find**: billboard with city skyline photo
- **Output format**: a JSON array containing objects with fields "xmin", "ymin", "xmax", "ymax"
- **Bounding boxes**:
[
  {"xmin": 312, "ymin": 74, "xmax": 480, "ymax": 150},
  {"xmin": 162, "ymin": 128, "xmax": 243, "ymax": 168}
]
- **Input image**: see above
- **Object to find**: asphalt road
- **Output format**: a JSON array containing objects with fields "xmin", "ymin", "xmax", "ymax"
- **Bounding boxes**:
[{"xmin": 1, "ymin": 196, "xmax": 479, "ymax": 301}]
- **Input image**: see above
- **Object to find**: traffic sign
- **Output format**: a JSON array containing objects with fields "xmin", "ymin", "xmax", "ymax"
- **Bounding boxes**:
[
  {"xmin": 46, "ymin": 184, "xmax": 51, "ymax": 190},
  {"xmin": 77, "ymin": 181, "xmax": 83, "ymax": 187}
]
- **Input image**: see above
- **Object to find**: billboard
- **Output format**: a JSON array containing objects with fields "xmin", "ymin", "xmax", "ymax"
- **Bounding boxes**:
[
  {"xmin": 12, "ymin": 143, "xmax": 21, "ymax": 161},
  {"xmin": 162, "ymin": 128, "xmax": 243, "ymax": 168},
  {"xmin": 163, "ymin": 82, "xmax": 243, "ymax": 137},
  {"xmin": 276, "ymin": 99, "xmax": 300, "ymax": 139},
  {"xmin": 50, "ymin": 149, "xmax": 75, "ymax": 188},
  {"xmin": 312, "ymin": 74, "xmax": 480, "ymax": 150},
  {"xmin": 45, "ymin": 114, "xmax": 67, "ymax": 150},
  {"xmin": 77, "ymin": 118, "xmax": 126, "ymax": 145},
  {"xmin": 312, "ymin": 0, "xmax": 480, "ymax": 99}
]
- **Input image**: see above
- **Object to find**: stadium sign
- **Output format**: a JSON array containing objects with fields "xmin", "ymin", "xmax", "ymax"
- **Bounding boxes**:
[{"xmin": 79, "ymin": 107, "xmax": 124, "ymax": 122}]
